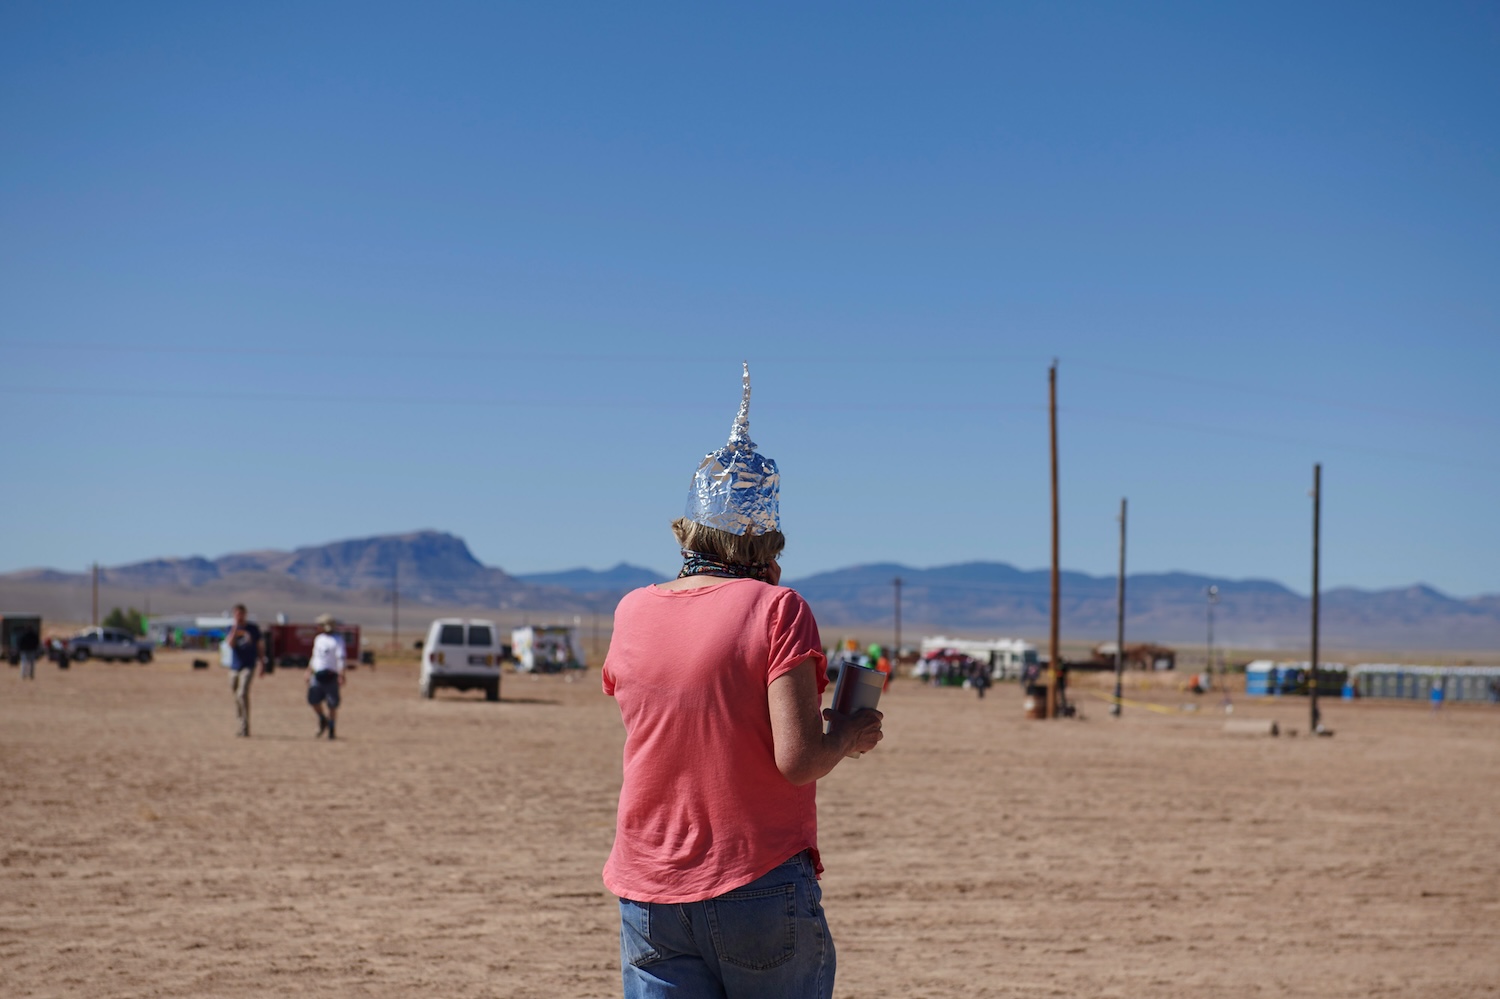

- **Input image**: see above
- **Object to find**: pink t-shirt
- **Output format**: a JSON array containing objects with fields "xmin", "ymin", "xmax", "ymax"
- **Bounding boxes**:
[{"xmin": 601, "ymin": 577, "xmax": 828, "ymax": 903}]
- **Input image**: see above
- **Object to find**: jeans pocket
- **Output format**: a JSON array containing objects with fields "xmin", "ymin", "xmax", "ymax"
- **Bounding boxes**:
[
  {"xmin": 619, "ymin": 900, "xmax": 662, "ymax": 968},
  {"xmin": 707, "ymin": 883, "xmax": 797, "ymax": 970}
]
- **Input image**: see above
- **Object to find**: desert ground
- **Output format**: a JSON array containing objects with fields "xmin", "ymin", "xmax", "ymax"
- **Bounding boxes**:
[{"xmin": 2, "ymin": 652, "xmax": 1497, "ymax": 999}]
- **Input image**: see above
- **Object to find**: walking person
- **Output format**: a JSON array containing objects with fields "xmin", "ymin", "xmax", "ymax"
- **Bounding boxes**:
[
  {"xmin": 16, "ymin": 626, "xmax": 40, "ymax": 680},
  {"xmin": 225, "ymin": 604, "xmax": 263, "ymax": 737},
  {"xmin": 968, "ymin": 658, "xmax": 991, "ymax": 699},
  {"xmin": 307, "ymin": 613, "xmax": 347, "ymax": 739},
  {"xmin": 602, "ymin": 365, "xmax": 883, "ymax": 999}
]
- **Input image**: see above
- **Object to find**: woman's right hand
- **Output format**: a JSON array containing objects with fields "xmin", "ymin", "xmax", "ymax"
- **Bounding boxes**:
[{"xmin": 823, "ymin": 707, "xmax": 884, "ymax": 756}]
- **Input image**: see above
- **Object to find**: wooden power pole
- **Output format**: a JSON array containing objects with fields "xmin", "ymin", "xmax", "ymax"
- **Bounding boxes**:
[
  {"xmin": 1112, "ymin": 498, "xmax": 1126, "ymax": 716},
  {"xmin": 1310, "ymin": 462, "xmax": 1322, "ymax": 735},
  {"xmin": 892, "ymin": 576, "xmax": 903, "ymax": 666},
  {"xmin": 391, "ymin": 561, "xmax": 400, "ymax": 653},
  {"xmin": 1048, "ymin": 362, "xmax": 1061, "ymax": 719}
]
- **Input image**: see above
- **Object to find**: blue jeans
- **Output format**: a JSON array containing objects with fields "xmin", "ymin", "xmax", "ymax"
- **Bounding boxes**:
[{"xmin": 618, "ymin": 851, "xmax": 835, "ymax": 999}]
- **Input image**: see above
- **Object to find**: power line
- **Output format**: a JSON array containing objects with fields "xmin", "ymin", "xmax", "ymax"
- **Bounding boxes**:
[
  {"xmin": 0, "ymin": 384, "xmax": 1046, "ymax": 416},
  {"xmin": 1066, "ymin": 357, "xmax": 1490, "ymax": 431},
  {"xmin": 6, "ymin": 384, "xmax": 1491, "ymax": 473},
  {"xmin": 0, "ymin": 339, "xmax": 1047, "ymax": 367},
  {"xmin": 1061, "ymin": 405, "xmax": 1499, "ymax": 473},
  {"xmin": 5, "ymin": 339, "xmax": 1491, "ymax": 431}
]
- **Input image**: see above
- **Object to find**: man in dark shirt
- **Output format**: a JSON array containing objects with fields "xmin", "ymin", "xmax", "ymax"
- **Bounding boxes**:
[
  {"xmin": 16, "ymin": 627, "xmax": 40, "ymax": 681},
  {"xmin": 226, "ymin": 603, "xmax": 263, "ymax": 737}
]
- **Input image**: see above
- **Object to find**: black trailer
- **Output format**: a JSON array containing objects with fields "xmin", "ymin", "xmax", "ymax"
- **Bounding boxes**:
[{"xmin": 2, "ymin": 612, "xmax": 43, "ymax": 666}]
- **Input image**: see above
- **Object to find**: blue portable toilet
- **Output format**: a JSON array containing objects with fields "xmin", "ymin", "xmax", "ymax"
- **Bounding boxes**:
[
  {"xmin": 1244, "ymin": 660, "xmax": 1276, "ymax": 697},
  {"xmin": 1273, "ymin": 664, "xmax": 1303, "ymax": 695}
]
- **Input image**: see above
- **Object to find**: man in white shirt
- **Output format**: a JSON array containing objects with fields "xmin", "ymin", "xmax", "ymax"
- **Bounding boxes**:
[{"xmin": 307, "ymin": 613, "xmax": 347, "ymax": 739}]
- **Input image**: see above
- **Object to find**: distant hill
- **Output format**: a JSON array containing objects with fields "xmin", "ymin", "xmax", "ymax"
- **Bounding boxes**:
[
  {"xmin": 515, "ymin": 563, "xmax": 667, "ymax": 594},
  {"xmin": 2, "ymin": 531, "xmax": 604, "ymax": 614},
  {"xmin": 4, "ymin": 533, "xmax": 1497, "ymax": 650},
  {"xmin": 786, "ymin": 563, "xmax": 1500, "ymax": 649}
]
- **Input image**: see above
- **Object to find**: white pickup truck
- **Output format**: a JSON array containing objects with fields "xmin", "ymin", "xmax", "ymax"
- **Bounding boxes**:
[{"xmin": 69, "ymin": 627, "xmax": 154, "ymax": 663}]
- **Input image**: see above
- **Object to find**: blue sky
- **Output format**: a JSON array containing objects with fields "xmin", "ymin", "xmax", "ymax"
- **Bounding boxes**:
[{"xmin": 3, "ymin": 2, "xmax": 1497, "ymax": 597}]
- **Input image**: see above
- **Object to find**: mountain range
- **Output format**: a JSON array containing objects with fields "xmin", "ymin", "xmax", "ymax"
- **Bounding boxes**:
[
  {"xmin": 3, "ymin": 530, "xmax": 1497, "ymax": 650},
  {"xmin": 787, "ymin": 563, "xmax": 1500, "ymax": 650}
]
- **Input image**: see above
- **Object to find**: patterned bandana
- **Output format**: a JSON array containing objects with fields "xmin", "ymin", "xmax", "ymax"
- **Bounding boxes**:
[{"xmin": 677, "ymin": 549, "xmax": 771, "ymax": 583}]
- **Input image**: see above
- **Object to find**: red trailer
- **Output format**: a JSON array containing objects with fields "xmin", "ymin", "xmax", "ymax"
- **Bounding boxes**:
[{"xmin": 267, "ymin": 622, "xmax": 363, "ymax": 668}]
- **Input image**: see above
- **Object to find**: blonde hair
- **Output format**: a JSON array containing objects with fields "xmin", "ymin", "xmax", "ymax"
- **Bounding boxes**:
[{"xmin": 671, "ymin": 517, "xmax": 785, "ymax": 567}]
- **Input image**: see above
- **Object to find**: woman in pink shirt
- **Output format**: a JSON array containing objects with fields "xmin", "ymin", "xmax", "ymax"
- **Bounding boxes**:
[{"xmin": 602, "ymin": 366, "xmax": 883, "ymax": 999}]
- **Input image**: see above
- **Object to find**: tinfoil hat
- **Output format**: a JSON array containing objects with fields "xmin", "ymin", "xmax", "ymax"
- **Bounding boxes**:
[{"xmin": 684, "ymin": 363, "xmax": 780, "ymax": 536}]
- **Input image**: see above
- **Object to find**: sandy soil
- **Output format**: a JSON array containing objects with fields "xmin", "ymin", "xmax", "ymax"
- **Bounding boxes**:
[{"xmin": 2, "ymin": 653, "xmax": 1497, "ymax": 999}]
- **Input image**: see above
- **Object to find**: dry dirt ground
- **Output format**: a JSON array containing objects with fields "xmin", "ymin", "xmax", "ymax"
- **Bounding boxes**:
[{"xmin": 2, "ymin": 653, "xmax": 1497, "ymax": 999}]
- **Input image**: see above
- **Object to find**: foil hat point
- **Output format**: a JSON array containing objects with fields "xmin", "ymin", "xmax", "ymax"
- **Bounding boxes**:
[
  {"xmin": 728, "ymin": 361, "xmax": 754, "ymax": 452},
  {"xmin": 685, "ymin": 362, "xmax": 780, "ymax": 536}
]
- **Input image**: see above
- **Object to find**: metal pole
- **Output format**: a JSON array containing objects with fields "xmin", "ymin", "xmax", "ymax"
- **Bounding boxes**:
[
  {"xmin": 1206, "ymin": 585, "xmax": 1218, "ymax": 697},
  {"xmin": 1220, "ymin": 598, "xmax": 1233, "ymax": 711},
  {"xmin": 1048, "ymin": 362, "xmax": 1061, "ymax": 719},
  {"xmin": 392, "ymin": 561, "xmax": 399, "ymax": 652},
  {"xmin": 1310, "ymin": 463, "xmax": 1321, "ymax": 734},
  {"xmin": 92, "ymin": 562, "xmax": 99, "ymax": 626},
  {"xmin": 892, "ymin": 577, "xmax": 903, "ymax": 669},
  {"xmin": 1112, "ymin": 498, "xmax": 1126, "ymax": 716}
]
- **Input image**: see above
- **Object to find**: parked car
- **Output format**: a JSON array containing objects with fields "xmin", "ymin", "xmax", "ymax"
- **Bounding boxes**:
[
  {"xmin": 511, "ymin": 624, "xmax": 585, "ymax": 673},
  {"xmin": 419, "ymin": 618, "xmax": 501, "ymax": 701},
  {"xmin": 69, "ymin": 627, "xmax": 153, "ymax": 663}
]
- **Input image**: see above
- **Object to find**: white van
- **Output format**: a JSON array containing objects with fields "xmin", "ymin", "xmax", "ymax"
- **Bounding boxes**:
[{"xmin": 419, "ymin": 618, "xmax": 502, "ymax": 701}]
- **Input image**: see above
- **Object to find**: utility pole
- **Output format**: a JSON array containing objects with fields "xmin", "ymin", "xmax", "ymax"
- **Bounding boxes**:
[
  {"xmin": 391, "ymin": 561, "xmax": 399, "ymax": 653},
  {"xmin": 1206, "ymin": 584, "xmax": 1219, "ymax": 697},
  {"xmin": 892, "ymin": 576, "xmax": 903, "ymax": 667},
  {"xmin": 1112, "ymin": 498, "xmax": 1126, "ymax": 717},
  {"xmin": 1310, "ymin": 462, "xmax": 1322, "ymax": 735},
  {"xmin": 1048, "ymin": 362, "xmax": 1061, "ymax": 719},
  {"xmin": 1219, "ymin": 596, "xmax": 1233, "ymax": 711},
  {"xmin": 91, "ymin": 562, "xmax": 99, "ymax": 626}
]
